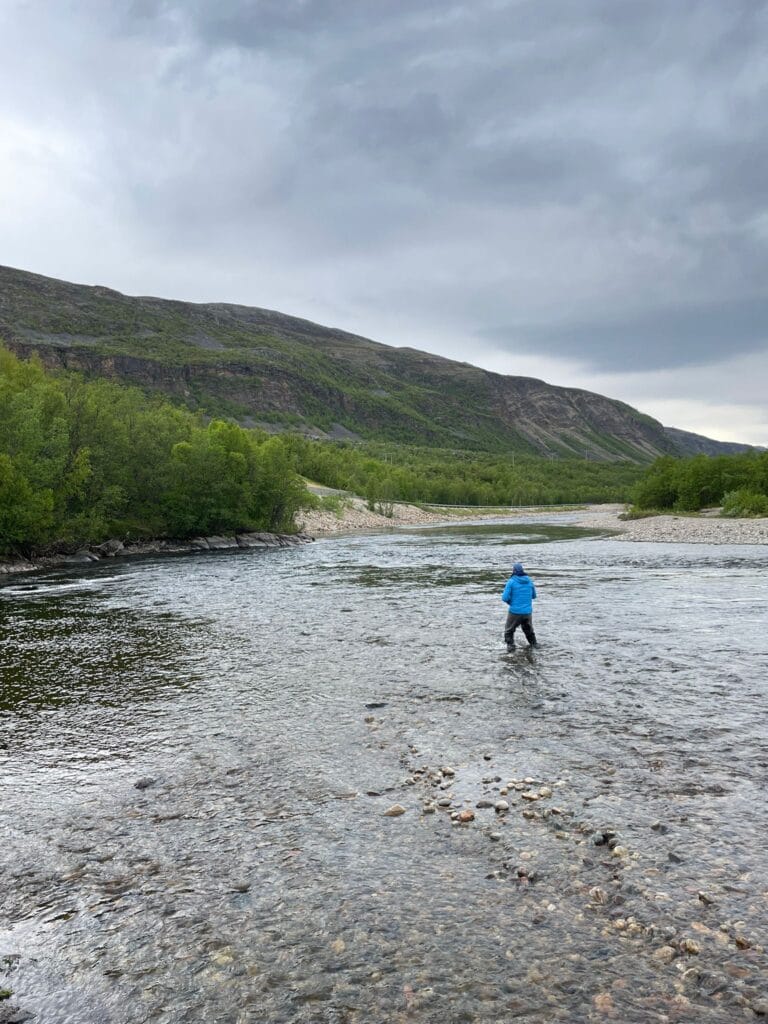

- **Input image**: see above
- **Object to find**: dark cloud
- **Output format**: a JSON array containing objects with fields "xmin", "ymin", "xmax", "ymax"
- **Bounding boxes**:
[
  {"xmin": 1, "ymin": 0, "xmax": 767, "ymax": 392},
  {"xmin": 483, "ymin": 297, "xmax": 768, "ymax": 372}
]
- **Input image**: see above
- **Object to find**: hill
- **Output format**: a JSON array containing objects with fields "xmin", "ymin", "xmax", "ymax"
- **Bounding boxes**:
[{"xmin": 0, "ymin": 263, "xmax": 728, "ymax": 462}]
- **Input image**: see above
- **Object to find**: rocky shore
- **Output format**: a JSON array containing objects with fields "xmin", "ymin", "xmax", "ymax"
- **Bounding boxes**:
[
  {"xmin": 300, "ymin": 498, "xmax": 768, "ymax": 546},
  {"xmin": 569, "ymin": 505, "xmax": 768, "ymax": 545},
  {"xmin": 0, "ymin": 531, "xmax": 312, "ymax": 577}
]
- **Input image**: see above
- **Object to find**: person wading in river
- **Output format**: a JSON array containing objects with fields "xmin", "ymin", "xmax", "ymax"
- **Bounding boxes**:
[{"xmin": 501, "ymin": 562, "xmax": 538, "ymax": 651}]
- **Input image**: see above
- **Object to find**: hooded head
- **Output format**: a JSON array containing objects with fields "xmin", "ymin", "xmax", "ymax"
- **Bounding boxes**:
[{"xmin": 512, "ymin": 562, "xmax": 525, "ymax": 576}]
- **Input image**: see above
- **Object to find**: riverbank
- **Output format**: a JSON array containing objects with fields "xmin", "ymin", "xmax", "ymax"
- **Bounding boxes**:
[
  {"xmin": 568, "ymin": 505, "xmax": 768, "ymax": 545},
  {"xmin": 0, "ymin": 531, "xmax": 312, "ymax": 577},
  {"xmin": 299, "ymin": 498, "xmax": 768, "ymax": 545}
]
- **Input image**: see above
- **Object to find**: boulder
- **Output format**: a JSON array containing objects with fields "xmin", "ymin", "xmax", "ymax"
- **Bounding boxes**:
[{"xmin": 205, "ymin": 536, "xmax": 239, "ymax": 550}]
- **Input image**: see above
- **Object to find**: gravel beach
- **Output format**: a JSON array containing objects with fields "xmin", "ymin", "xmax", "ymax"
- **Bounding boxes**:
[{"xmin": 299, "ymin": 499, "xmax": 768, "ymax": 545}]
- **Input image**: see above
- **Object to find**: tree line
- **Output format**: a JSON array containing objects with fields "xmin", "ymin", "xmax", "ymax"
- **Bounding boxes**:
[
  {"xmin": 0, "ymin": 346, "xmax": 308, "ymax": 555},
  {"xmin": 631, "ymin": 452, "xmax": 768, "ymax": 515},
  {"xmin": 284, "ymin": 436, "xmax": 644, "ymax": 508}
]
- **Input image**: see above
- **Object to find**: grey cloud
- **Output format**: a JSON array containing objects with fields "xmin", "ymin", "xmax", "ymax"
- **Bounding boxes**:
[
  {"xmin": 1, "ymin": 0, "xmax": 767, "ymax": 390},
  {"xmin": 483, "ymin": 297, "xmax": 768, "ymax": 372}
]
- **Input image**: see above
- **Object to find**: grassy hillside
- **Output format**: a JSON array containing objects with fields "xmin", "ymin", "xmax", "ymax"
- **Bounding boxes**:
[{"xmin": 0, "ymin": 264, "xmax": 679, "ymax": 462}]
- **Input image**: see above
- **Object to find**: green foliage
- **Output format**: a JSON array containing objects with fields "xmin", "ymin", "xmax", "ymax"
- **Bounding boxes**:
[
  {"xmin": 0, "ymin": 345, "xmax": 311, "ymax": 554},
  {"xmin": 632, "ymin": 451, "xmax": 768, "ymax": 513},
  {"xmin": 284, "ymin": 437, "xmax": 644, "ymax": 507},
  {"xmin": 722, "ymin": 488, "xmax": 768, "ymax": 518}
]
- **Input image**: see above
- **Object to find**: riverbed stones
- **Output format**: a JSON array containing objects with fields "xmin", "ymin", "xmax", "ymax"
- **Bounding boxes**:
[
  {"xmin": 653, "ymin": 946, "xmax": 676, "ymax": 963},
  {"xmin": 383, "ymin": 804, "xmax": 406, "ymax": 817},
  {"xmin": 679, "ymin": 938, "xmax": 701, "ymax": 955}
]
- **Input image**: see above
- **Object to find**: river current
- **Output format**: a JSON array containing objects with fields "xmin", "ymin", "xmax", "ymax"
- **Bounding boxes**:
[{"xmin": 1, "ymin": 520, "xmax": 767, "ymax": 1023}]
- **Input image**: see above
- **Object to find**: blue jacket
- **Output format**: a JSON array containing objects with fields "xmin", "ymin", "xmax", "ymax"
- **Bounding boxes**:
[{"xmin": 502, "ymin": 574, "xmax": 537, "ymax": 615}]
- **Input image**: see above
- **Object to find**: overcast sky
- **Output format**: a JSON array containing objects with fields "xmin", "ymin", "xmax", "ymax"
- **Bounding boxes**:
[{"xmin": 1, "ymin": 1, "xmax": 767, "ymax": 444}]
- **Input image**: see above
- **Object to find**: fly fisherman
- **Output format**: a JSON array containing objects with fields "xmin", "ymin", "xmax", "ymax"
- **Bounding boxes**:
[{"xmin": 501, "ymin": 562, "xmax": 538, "ymax": 651}]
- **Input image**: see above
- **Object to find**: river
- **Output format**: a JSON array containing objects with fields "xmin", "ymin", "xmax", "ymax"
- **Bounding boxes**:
[{"xmin": 1, "ymin": 520, "xmax": 767, "ymax": 1023}]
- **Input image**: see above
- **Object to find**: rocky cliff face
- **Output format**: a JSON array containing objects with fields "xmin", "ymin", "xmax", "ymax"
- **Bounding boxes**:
[{"xmin": 0, "ymin": 263, "xmax": 686, "ymax": 461}]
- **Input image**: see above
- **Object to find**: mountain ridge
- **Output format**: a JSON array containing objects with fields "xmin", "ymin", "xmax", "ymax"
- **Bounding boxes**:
[{"xmin": 0, "ymin": 263, "xmax": 749, "ymax": 462}]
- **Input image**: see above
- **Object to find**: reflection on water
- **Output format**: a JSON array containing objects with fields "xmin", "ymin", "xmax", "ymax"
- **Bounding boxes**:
[{"xmin": 1, "ymin": 525, "xmax": 768, "ymax": 1023}]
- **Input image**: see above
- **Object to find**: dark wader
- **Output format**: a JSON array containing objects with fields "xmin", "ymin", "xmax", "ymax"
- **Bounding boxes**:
[{"xmin": 504, "ymin": 612, "xmax": 537, "ymax": 649}]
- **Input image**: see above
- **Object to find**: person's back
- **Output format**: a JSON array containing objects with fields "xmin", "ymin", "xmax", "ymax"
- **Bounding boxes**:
[{"xmin": 501, "ymin": 562, "xmax": 538, "ymax": 650}]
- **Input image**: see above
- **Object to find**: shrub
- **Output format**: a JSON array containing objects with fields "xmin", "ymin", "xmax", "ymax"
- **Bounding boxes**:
[{"xmin": 721, "ymin": 489, "xmax": 768, "ymax": 518}]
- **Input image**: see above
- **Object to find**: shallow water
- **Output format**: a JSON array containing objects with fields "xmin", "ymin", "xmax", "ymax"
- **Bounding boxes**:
[{"xmin": 1, "ymin": 521, "xmax": 767, "ymax": 1023}]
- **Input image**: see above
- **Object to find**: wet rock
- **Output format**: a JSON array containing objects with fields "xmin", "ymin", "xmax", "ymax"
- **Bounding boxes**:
[
  {"xmin": 483, "ymin": 753, "xmax": 492, "ymax": 761},
  {"xmin": 441, "ymin": 766, "xmax": 456, "ymax": 777},
  {"xmin": 697, "ymin": 891, "xmax": 716, "ymax": 906},
  {"xmin": 422, "ymin": 803, "xmax": 437, "ymax": 814},
  {"xmin": 593, "ymin": 992, "xmax": 614, "ymax": 1013},
  {"xmin": 538, "ymin": 786, "xmax": 552, "ymax": 798},
  {"xmin": 679, "ymin": 938, "xmax": 701, "ymax": 955},
  {"xmin": 591, "ymin": 832, "xmax": 607, "ymax": 846},
  {"xmin": 206, "ymin": 535, "xmax": 239, "ymax": 550},
  {"xmin": 230, "ymin": 880, "xmax": 251, "ymax": 893},
  {"xmin": 668, "ymin": 850, "xmax": 685, "ymax": 863},
  {"xmin": 437, "ymin": 798, "xmax": 452, "ymax": 808},
  {"xmin": 476, "ymin": 799, "xmax": 494, "ymax": 809},
  {"xmin": 458, "ymin": 809, "xmax": 475, "ymax": 823},
  {"xmin": 494, "ymin": 800, "xmax": 509, "ymax": 813},
  {"xmin": 0, "ymin": 1010, "xmax": 35, "ymax": 1024},
  {"xmin": 650, "ymin": 820, "xmax": 669, "ymax": 833},
  {"xmin": 611, "ymin": 845, "xmax": 629, "ymax": 858},
  {"xmin": 521, "ymin": 792, "xmax": 539, "ymax": 802},
  {"xmin": 94, "ymin": 539, "xmax": 124, "ymax": 557},
  {"xmin": 750, "ymin": 998, "xmax": 768, "ymax": 1015},
  {"xmin": 489, "ymin": 833, "xmax": 503, "ymax": 842},
  {"xmin": 134, "ymin": 777, "xmax": 157, "ymax": 790},
  {"xmin": 383, "ymin": 804, "xmax": 406, "ymax": 817}
]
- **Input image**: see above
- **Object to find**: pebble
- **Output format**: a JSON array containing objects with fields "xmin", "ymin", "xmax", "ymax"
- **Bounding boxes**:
[
  {"xmin": 651, "ymin": 942, "xmax": 675, "ymax": 958},
  {"xmin": 441, "ymin": 767, "xmax": 456, "ymax": 777},
  {"xmin": 383, "ymin": 804, "xmax": 406, "ymax": 817},
  {"xmin": 679, "ymin": 938, "xmax": 701, "ymax": 955},
  {"xmin": 488, "ymin": 833, "xmax": 503, "ymax": 842},
  {"xmin": 538, "ymin": 786, "xmax": 552, "ymax": 798},
  {"xmin": 422, "ymin": 803, "xmax": 437, "ymax": 814},
  {"xmin": 494, "ymin": 800, "xmax": 509, "ymax": 813},
  {"xmin": 476, "ymin": 799, "xmax": 494, "ymax": 809},
  {"xmin": 458, "ymin": 809, "xmax": 475, "ymax": 823},
  {"xmin": 521, "ymin": 792, "xmax": 539, "ymax": 802},
  {"xmin": 134, "ymin": 777, "xmax": 157, "ymax": 790},
  {"xmin": 437, "ymin": 798, "xmax": 452, "ymax": 808}
]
